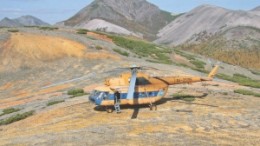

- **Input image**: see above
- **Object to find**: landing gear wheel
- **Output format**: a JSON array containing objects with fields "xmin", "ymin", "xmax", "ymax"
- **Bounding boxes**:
[
  {"xmin": 106, "ymin": 107, "xmax": 113, "ymax": 113},
  {"xmin": 149, "ymin": 104, "xmax": 157, "ymax": 111}
]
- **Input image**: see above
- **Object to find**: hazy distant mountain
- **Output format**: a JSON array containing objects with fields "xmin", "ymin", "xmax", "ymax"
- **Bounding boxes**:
[
  {"xmin": 13, "ymin": 15, "xmax": 49, "ymax": 26},
  {"xmin": 250, "ymin": 6, "xmax": 260, "ymax": 16},
  {"xmin": 0, "ymin": 15, "xmax": 49, "ymax": 27},
  {"xmin": 0, "ymin": 17, "xmax": 23, "ymax": 27},
  {"xmin": 251, "ymin": 6, "xmax": 260, "ymax": 11},
  {"xmin": 57, "ymin": 0, "xmax": 177, "ymax": 40},
  {"xmin": 155, "ymin": 5, "xmax": 260, "ymax": 45}
]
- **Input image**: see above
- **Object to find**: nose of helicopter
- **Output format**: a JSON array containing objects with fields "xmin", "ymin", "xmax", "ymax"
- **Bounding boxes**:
[{"xmin": 88, "ymin": 94, "xmax": 102, "ymax": 105}]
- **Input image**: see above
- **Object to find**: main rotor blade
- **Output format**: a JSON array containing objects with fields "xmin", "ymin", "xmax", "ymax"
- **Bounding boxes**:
[
  {"xmin": 126, "ymin": 69, "xmax": 137, "ymax": 99},
  {"xmin": 41, "ymin": 73, "xmax": 95, "ymax": 89}
]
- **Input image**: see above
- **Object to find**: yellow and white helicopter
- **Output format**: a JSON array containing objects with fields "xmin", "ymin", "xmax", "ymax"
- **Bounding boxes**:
[{"xmin": 89, "ymin": 65, "xmax": 219, "ymax": 113}]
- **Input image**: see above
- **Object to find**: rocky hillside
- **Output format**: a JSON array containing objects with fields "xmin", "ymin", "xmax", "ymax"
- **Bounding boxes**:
[
  {"xmin": 0, "ymin": 16, "xmax": 49, "ymax": 27},
  {"xmin": 178, "ymin": 26, "xmax": 260, "ymax": 69},
  {"xmin": 155, "ymin": 5, "xmax": 260, "ymax": 45},
  {"xmin": 57, "ymin": 0, "xmax": 177, "ymax": 40}
]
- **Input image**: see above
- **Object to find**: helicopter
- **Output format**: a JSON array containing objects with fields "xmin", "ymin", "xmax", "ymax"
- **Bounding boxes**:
[{"xmin": 89, "ymin": 65, "xmax": 219, "ymax": 113}]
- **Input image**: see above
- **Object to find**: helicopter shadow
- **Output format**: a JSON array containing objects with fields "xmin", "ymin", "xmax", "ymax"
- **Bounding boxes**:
[
  {"xmin": 94, "ymin": 104, "xmax": 150, "ymax": 119},
  {"xmin": 93, "ymin": 93, "xmax": 218, "ymax": 119},
  {"xmin": 158, "ymin": 93, "xmax": 219, "ymax": 108}
]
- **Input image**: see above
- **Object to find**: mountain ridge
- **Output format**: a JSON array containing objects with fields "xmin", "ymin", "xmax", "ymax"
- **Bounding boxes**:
[
  {"xmin": 0, "ymin": 15, "xmax": 49, "ymax": 27},
  {"xmin": 58, "ymin": 0, "xmax": 176, "ymax": 40},
  {"xmin": 155, "ymin": 4, "xmax": 260, "ymax": 45}
]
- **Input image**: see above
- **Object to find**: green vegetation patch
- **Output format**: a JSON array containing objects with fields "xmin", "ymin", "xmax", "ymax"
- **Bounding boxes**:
[
  {"xmin": 174, "ymin": 49, "xmax": 196, "ymax": 60},
  {"xmin": 113, "ymin": 48, "xmax": 129, "ymax": 57},
  {"xmin": 8, "ymin": 29, "xmax": 19, "ymax": 33},
  {"xmin": 39, "ymin": 26, "xmax": 58, "ymax": 31},
  {"xmin": 77, "ymin": 29, "xmax": 89, "ymax": 34},
  {"xmin": 68, "ymin": 88, "xmax": 87, "ymax": 98},
  {"xmin": 173, "ymin": 94, "xmax": 196, "ymax": 102},
  {"xmin": 95, "ymin": 45, "xmax": 103, "ymax": 50},
  {"xmin": 0, "ymin": 110, "xmax": 34, "ymax": 126},
  {"xmin": 109, "ymin": 35, "xmax": 172, "ymax": 64},
  {"xmin": 234, "ymin": 89, "xmax": 260, "ymax": 97},
  {"xmin": 47, "ymin": 100, "xmax": 65, "ymax": 106},
  {"xmin": 217, "ymin": 73, "xmax": 260, "ymax": 88},
  {"xmin": 190, "ymin": 60, "xmax": 206, "ymax": 69},
  {"xmin": 0, "ymin": 108, "xmax": 20, "ymax": 117}
]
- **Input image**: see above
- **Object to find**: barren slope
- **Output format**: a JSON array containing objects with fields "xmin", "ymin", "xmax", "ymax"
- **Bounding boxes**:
[
  {"xmin": 156, "ymin": 5, "xmax": 260, "ymax": 45},
  {"xmin": 0, "ymin": 32, "xmax": 119, "ymax": 72},
  {"xmin": 58, "ymin": 0, "xmax": 176, "ymax": 40}
]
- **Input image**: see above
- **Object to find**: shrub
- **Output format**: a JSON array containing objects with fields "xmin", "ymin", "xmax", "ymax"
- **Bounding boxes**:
[
  {"xmin": 217, "ymin": 74, "xmax": 260, "ymax": 88},
  {"xmin": 77, "ymin": 29, "xmax": 89, "ymax": 34},
  {"xmin": 108, "ymin": 35, "xmax": 172, "ymax": 64},
  {"xmin": 113, "ymin": 48, "xmax": 129, "ymax": 56},
  {"xmin": 172, "ymin": 94, "xmax": 195, "ymax": 102},
  {"xmin": 0, "ymin": 108, "xmax": 20, "ymax": 116},
  {"xmin": 95, "ymin": 45, "xmax": 103, "ymax": 50},
  {"xmin": 234, "ymin": 89, "xmax": 260, "ymax": 97},
  {"xmin": 39, "ymin": 26, "xmax": 58, "ymax": 31},
  {"xmin": 8, "ymin": 29, "xmax": 19, "ymax": 33},
  {"xmin": 0, "ymin": 111, "xmax": 34, "ymax": 125},
  {"xmin": 47, "ymin": 100, "xmax": 65, "ymax": 106},
  {"xmin": 68, "ymin": 88, "xmax": 87, "ymax": 98}
]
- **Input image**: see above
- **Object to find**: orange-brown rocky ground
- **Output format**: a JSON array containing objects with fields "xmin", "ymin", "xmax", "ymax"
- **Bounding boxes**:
[{"xmin": 0, "ymin": 28, "xmax": 259, "ymax": 146}]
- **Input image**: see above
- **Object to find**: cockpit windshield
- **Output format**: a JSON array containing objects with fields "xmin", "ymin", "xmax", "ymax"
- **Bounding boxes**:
[{"xmin": 90, "ymin": 90, "xmax": 109, "ymax": 99}]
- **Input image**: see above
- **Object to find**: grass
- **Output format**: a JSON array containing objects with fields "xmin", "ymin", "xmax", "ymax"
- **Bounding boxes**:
[
  {"xmin": 47, "ymin": 100, "xmax": 65, "ymax": 106},
  {"xmin": 39, "ymin": 26, "xmax": 58, "ymax": 31},
  {"xmin": 217, "ymin": 73, "xmax": 260, "ymax": 88},
  {"xmin": 8, "ymin": 29, "xmax": 19, "ymax": 33},
  {"xmin": 77, "ymin": 29, "xmax": 89, "ymax": 34},
  {"xmin": 172, "ymin": 94, "xmax": 196, "ymax": 102},
  {"xmin": 0, "ymin": 111, "xmax": 34, "ymax": 126},
  {"xmin": 190, "ymin": 60, "xmax": 206, "ymax": 69},
  {"xmin": 108, "ymin": 35, "xmax": 172, "ymax": 64},
  {"xmin": 174, "ymin": 49, "xmax": 195, "ymax": 60},
  {"xmin": 0, "ymin": 108, "xmax": 20, "ymax": 117},
  {"xmin": 68, "ymin": 88, "xmax": 87, "ymax": 98},
  {"xmin": 113, "ymin": 48, "xmax": 129, "ymax": 57},
  {"xmin": 174, "ymin": 49, "xmax": 207, "ymax": 71},
  {"xmin": 234, "ymin": 89, "xmax": 260, "ymax": 97},
  {"xmin": 95, "ymin": 45, "xmax": 103, "ymax": 50}
]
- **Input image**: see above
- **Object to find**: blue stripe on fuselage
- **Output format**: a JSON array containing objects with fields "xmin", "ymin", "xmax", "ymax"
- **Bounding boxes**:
[{"xmin": 107, "ymin": 91, "xmax": 159, "ymax": 100}]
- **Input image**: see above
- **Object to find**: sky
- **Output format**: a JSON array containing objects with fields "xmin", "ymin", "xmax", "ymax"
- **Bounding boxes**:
[{"xmin": 0, "ymin": 0, "xmax": 259, "ymax": 24}]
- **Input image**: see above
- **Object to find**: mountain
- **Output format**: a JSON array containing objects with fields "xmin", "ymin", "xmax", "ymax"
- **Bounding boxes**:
[
  {"xmin": 251, "ymin": 6, "xmax": 260, "ymax": 11},
  {"xmin": 155, "ymin": 5, "xmax": 260, "ymax": 45},
  {"xmin": 0, "ymin": 16, "xmax": 49, "ymax": 27},
  {"xmin": 57, "ymin": 0, "xmax": 177, "ymax": 40},
  {"xmin": 250, "ymin": 6, "xmax": 260, "ymax": 16},
  {"xmin": 13, "ymin": 15, "xmax": 49, "ymax": 26},
  {"xmin": 0, "ymin": 17, "xmax": 23, "ymax": 27}
]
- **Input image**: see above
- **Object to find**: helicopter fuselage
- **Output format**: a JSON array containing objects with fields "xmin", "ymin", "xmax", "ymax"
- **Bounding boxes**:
[{"xmin": 89, "ymin": 71, "xmax": 209, "ymax": 107}]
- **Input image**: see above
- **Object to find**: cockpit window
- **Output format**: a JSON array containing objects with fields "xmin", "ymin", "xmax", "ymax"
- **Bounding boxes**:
[
  {"xmin": 91, "ymin": 90, "xmax": 109, "ymax": 99},
  {"xmin": 135, "ymin": 77, "xmax": 151, "ymax": 85}
]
